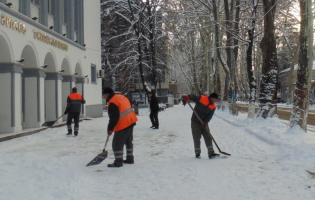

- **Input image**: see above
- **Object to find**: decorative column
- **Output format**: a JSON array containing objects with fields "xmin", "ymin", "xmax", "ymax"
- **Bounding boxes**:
[
  {"xmin": 75, "ymin": 77, "xmax": 85, "ymax": 117},
  {"xmin": 45, "ymin": 72, "xmax": 63, "ymax": 122},
  {"xmin": 0, "ymin": 63, "xmax": 23, "ymax": 133},
  {"xmin": 62, "ymin": 75, "xmax": 76, "ymax": 120},
  {"xmin": 22, "ymin": 68, "xmax": 46, "ymax": 129}
]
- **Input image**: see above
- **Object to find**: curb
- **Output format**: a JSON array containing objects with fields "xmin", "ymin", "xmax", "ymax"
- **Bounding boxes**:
[
  {"xmin": 0, "ymin": 119, "xmax": 85, "ymax": 142},
  {"xmin": 0, "ymin": 128, "xmax": 47, "ymax": 142}
]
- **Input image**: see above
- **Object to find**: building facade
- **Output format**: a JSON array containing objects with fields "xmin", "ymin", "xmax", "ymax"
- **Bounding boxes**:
[{"xmin": 0, "ymin": 0, "xmax": 103, "ymax": 134}]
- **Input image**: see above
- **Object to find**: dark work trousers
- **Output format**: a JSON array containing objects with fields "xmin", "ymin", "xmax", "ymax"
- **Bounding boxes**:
[
  {"xmin": 112, "ymin": 125, "xmax": 134, "ymax": 166},
  {"xmin": 191, "ymin": 121, "xmax": 214, "ymax": 155},
  {"xmin": 149, "ymin": 111, "xmax": 159, "ymax": 128},
  {"xmin": 67, "ymin": 112, "xmax": 80, "ymax": 135}
]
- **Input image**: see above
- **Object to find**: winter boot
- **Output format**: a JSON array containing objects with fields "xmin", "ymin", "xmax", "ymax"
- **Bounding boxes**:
[
  {"xmin": 108, "ymin": 163, "xmax": 123, "ymax": 168},
  {"xmin": 195, "ymin": 153, "xmax": 201, "ymax": 159},
  {"xmin": 66, "ymin": 132, "xmax": 72, "ymax": 136},
  {"xmin": 74, "ymin": 131, "xmax": 78, "ymax": 136},
  {"xmin": 123, "ymin": 156, "xmax": 134, "ymax": 164},
  {"xmin": 123, "ymin": 160, "xmax": 134, "ymax": 164},
  {"xmin": 209, "ymin": 152, "xmax": 220, "ymax": 159},
  {"xmin": 150, "ymin": 125, "xmax": 155, "ymax": 128},
  {"xmin": 153, "ymin": 126, "xmax": 159, "ymax": 129}
]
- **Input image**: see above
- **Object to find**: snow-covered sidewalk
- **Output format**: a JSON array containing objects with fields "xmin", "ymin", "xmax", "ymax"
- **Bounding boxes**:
[{"xmin": 1, "ymin": 104, "xmax": 315, "ymax": 200}]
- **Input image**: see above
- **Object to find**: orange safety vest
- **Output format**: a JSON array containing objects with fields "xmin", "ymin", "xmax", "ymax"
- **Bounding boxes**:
[
  {"xmin": 107, "ymin": 94, "xmax": 138, "ymax": 132},
  {"xmin": 199, "ymin": 95, "xmax": 216, "ymax": 110},
  {"xmin": 67, "ymin": 93, "xmax": 84, "ymax": 113},
  {"xmin": 69, "ymin": 93, "xmax": 83, "ymax": 100}
]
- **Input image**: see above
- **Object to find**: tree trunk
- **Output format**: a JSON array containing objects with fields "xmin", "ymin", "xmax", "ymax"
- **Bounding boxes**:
[
  {"xmin": 290, "ymin": 0, "xmax": 314, "ymax": 131},
  {"xmin": 287, "ymin": 55, "xmax": 298, "ymax": 104},
  {"xmin": 146, "ymin": 0, "xmax": 158, "ymax": 90},
  {"xmin": 190, "ymin": 32, "xmax": 200, "ymax": 94},
  {"xmin": 214, "ymin": 1, "xmax": 230, "ymax": 101},
  {"xmin": 247, "ymin": 1, "xmax": 258, "ymax": 118},
  {"xmin": 257, "ymin": 0, "xmax": 279, "ymax": 119},
  {"xmin": 210, "ymin": 32, "xmax": 217, "ymax": 93}
]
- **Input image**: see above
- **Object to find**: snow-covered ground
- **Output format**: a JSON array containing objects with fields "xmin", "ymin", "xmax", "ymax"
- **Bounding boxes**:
[{"xmin": 1, "ymin": 104, "xmax": 315, "ymax": 200}]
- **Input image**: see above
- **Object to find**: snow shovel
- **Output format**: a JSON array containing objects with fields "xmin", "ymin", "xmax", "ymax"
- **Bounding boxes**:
[
  {"xmin": 42, "ymin": 114, "xmax": 65, "ymax": 127},
  {"xmin": 187, "ymin": 102, "xmax": 231, "ymax": 156},
  {"xmin": 86, "ymin": 134, "xmax": 110, "ymax": 166}
]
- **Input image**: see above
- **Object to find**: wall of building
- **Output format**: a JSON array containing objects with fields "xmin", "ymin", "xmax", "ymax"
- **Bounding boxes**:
[
  {"xmin": 0, "ymin": 1, "xmax": 102, "ymax": 134},
  {"xmin": 82, "ymin": 0, "xmax": 102, "ymax": 105}
]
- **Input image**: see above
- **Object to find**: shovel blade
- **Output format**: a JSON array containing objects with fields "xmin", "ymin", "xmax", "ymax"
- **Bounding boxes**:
[
  {"xmin": 86, "ymin": 151, "xmax": 108, "ymax": 167},
  {"xmin": 219, "ymin": 151, "xmax": 231, "ymax": 156},
  {"xmin": 42, "ymin": 121, "xmax": 56, "ymax": 127}
]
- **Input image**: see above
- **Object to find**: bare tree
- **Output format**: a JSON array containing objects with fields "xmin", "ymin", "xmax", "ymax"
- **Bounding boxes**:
[
  {"xmin": 101, "ymin": 0, "xmax": 166, "ymax": 97},
  {"xmin": 290, "ymin": 0, "xmax": 314, "ymax": 131}
]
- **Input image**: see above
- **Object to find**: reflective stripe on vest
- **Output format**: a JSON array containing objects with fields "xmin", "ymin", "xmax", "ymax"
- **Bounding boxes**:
[
  {"xmin": 199, "ymin": 95, "xmax": 216, "ymax": 110},
  {"xmin": 119, "ymin": 107, "xmax": 134, "ymax": 119},
  {"xmin": 107, "ymin": 94, "xmax": 138, "ymax": 132}
]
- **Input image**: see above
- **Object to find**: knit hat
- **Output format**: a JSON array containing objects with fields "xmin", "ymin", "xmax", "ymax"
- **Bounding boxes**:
[
  {"xmin": 72, "ymin": 87, "xmax": 77, "ymax": 93},
  {"xmin": 102, "ymin": 87, "xmax": 114, "ymax": 95},
  {"xmin": 209, "ymin": 93, "xmax": 218, "ymax": 99}
]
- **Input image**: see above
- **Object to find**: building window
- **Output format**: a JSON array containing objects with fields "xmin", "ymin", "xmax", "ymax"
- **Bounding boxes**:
[
  {"xmin": 63, "ymin": 0, "xmax": 67, "ymax": 23},
  {"xmin": 74, "ymin": 0, "xmax": 78, "ymax": 31},
  {"xmin": 48, "ymin": 0, "xmax": 55, "ymax": 15},
  {"xmin": 74, "ymin": 0, "xmax": 84, "ymax": 44},
  {"xmin": 91, "ymin": 64, "xmax": 97, "ymax": 84}
]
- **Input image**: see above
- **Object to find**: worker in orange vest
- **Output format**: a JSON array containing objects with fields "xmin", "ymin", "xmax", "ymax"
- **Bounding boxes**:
[
  {"xmin": 64, "ymin": 87, "xmax": 85, "ymax": 136},
  {"xmin": 103, "ymin": 87, "xmax": 138, "ymax": 168},
  {"xmin": 183, "ymin": 93, "xmax": 219, "ymax": 159}
]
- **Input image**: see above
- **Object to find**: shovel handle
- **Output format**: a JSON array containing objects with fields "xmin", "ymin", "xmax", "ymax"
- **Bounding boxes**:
[
  {"xmin": 187, "ymin": 102, "xmax": 204, "ymax": 125},
  {"xmin": 103, "ymin": 134, "xmax": 110, "ymax": 152},
  {"xmin": 55, "ymin": 114, "xmax": 65, "ymax": 122}
]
